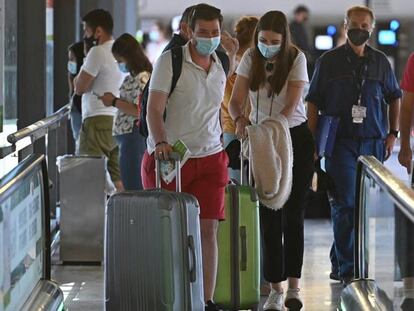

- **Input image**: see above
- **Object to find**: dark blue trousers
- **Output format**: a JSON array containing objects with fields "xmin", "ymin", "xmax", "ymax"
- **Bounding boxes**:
[
  {"xmin": 326, "ymin": 138, "xmax": 384, "ymax": 278},
  {"xmin": 115, "ymin": 126, "xmax": 146, "ymax": 190}
]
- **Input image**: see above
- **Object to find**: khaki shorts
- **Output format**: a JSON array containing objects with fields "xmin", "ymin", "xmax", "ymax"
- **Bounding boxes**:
[{"xmin": 79, "ymin": 115, "xmax": 121, "ymax": 182}]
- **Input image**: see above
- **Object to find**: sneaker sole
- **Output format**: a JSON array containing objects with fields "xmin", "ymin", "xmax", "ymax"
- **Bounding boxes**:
[{"xmin": 285, "ymin": 298, "xmax": 303, "ymax": 310}]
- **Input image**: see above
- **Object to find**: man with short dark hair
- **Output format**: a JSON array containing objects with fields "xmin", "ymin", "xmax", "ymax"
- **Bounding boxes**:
[
  {"xmin": 142, "ymin": 3, "xmax": 235, "ymax": 310},
  {"xmin": 306, "ymin": 5, "xmax": 401, "ymax": 284},
  {"xmin": 75, "ymin": 9, "xmax": 124, "ymax": 191}
]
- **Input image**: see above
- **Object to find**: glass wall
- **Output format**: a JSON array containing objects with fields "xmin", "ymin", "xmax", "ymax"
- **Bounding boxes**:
[
  {"xmin": 46, "ymin": 0, "xmax": 54, "ymax": 116},
  {"xmin": 0, "ymin": 0, "xmax": 18, "ymax": 178}
]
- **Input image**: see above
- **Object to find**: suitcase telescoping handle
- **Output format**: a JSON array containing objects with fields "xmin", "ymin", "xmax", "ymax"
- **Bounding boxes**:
[
  {"xmin": 239, "ymin": 139, "xmax": 253, "ymax": 186},
  {"xmin": 155, "ymin": 152, "xmax": 181, "ymax": 192}
]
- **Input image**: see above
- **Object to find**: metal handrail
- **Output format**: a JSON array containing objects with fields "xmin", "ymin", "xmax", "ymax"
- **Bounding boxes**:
[
  {"xmin": 355, "ymin": 155, "xmax": 414, "ymax": 279},
  {"xmin": 7, "ymin": 103, "xmax": 71, "ymax": 144}
]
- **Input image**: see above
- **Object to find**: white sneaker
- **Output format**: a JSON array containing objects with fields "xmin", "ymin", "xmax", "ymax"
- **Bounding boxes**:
[
  {"xmin": 263, "ymin": 288, "xmax": 284, "ymax": 311},
  {"xmin": 284, "ymin": 288, "xmax": 303, "ymax": 310}
]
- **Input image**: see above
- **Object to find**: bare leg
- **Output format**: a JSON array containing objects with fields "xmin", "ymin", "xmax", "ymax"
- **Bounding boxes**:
[
  {"xmin": 200, "ymin": 219, "xmax": 219, "ymax": 302},
  {"xmin": 288, "ymin": 277, "xmax": 300, "ymax": 289}
]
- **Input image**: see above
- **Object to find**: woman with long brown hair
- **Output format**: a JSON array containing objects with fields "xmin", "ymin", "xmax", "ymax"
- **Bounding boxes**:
[
  {"xmin": 229, "ymin": 11, "xmax": 314, "ymax": 310},
  {"xmin": 99, "ymin": 33, "xmax": 152, "ymax": 190}
]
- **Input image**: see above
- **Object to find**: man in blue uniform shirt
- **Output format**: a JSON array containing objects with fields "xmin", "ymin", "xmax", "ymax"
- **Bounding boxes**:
[{"xmin": 306, "ymin": 5, "xmax": 401, "ymax": 284}]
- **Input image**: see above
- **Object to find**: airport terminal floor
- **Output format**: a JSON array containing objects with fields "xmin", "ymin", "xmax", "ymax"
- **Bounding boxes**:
[
  {"xmin": 49, "ymin": 152, "xmax": 411, "ymax": 311},
  {"xmin": 2, "ymin": 0, "xmax": 414, "ymax": 311},
  {"xmin": 52, "ymin": 220, "xmax": 341, "ymax": 311}
]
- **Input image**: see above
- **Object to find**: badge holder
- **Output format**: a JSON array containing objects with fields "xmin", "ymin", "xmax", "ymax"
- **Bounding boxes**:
[{"xmin": 352, "ymin": 99, "xmax": 366, "ymax": 124}]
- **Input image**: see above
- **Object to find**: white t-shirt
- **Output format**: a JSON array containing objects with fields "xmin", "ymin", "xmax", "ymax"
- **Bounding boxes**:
[
  {"xmin": 236, "ymin": 48, "xmax": 309, "ymax": 128},
  {"xmin": 148, "ymin": 43, "xmax": 226, "ymax": 157},
  {"xmin": 80, "ymin": 40, "xmax": 124, "ymax": 120}
]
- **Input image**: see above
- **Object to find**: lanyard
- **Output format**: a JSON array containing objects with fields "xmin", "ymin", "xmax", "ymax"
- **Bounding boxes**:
[
  {"xmin": 352, "ymin": 57, "xmax": 368, "ymax": 106},
  {"xmin": 256, "ymin": 89, "xmax": 275, "ymax": 124}
]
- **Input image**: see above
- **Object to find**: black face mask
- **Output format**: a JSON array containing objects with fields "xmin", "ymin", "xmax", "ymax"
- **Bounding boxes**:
[
  {"xmin": 83, "ymin": 35, "xmax": 97, "ymax": 52},
  {"xmin": 347, "ymin": 28, "xmax": 370, "ymax": 46}
]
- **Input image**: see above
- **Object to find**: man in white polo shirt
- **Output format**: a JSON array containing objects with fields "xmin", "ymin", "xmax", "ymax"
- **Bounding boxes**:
[
  {"xmin": 141, "ymin": 4, "xmax": 233, "ymax": 311},
  {"xmin": 74, "ymin": 9, "xmax": 124, "ymax": 191}
]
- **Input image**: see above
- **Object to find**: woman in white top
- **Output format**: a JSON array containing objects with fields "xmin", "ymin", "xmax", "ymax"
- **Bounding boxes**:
[{"xmin": 229, "ymin": 11, "xmax": 314, "ymax": 310}]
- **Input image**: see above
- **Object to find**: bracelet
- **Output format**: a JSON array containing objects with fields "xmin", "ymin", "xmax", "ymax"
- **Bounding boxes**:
[
  {"xmin": 112, "ymin": 97, "xmax": 118, "ymax": 107},
  {"xmin": 155, "ymin": 141, "xmax": 168, "ymax": 147}
]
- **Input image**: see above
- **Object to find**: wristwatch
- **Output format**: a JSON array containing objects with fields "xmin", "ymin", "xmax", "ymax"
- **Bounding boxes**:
[
  {"xmin": 112, "ymin": 97, "xmax": 118, "ymax": 107},
  {"xmin": 388, "ymin": 129, "xmax": 399, "ymax": 138}
]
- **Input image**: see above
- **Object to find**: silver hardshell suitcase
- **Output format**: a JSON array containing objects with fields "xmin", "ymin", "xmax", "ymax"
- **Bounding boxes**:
[
  {"xmin": 105, "ymin": 154, "xmax": 204, "ymax": 311},
  {"xmin": 58, "ymin": 155, "xmax": 106, "ymax": 262}
]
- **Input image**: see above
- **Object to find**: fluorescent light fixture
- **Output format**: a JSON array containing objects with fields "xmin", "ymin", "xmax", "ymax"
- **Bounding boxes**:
[
  {"xmin": 315, "ymin": 35, "xmax": 333, "ymax": 50},
  {"xmin": 378, "ymin": 30, "xmax": 396, "ymax": 45}
]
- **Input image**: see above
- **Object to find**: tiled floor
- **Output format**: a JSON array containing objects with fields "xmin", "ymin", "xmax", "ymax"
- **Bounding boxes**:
[{"xmin": 51, "ymin": 219, "xmax": 342, "ymax": 311}]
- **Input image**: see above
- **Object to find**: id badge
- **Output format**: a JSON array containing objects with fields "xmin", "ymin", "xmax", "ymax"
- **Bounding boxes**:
[{"xmin": 352, "ymin": 105, "xmax": 366, "ymax": 124}]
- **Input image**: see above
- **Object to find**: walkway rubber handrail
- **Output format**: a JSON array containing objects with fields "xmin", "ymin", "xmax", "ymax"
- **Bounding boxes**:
[
  {"xmin": 7, "ymin": 104, "xmax": 71, "ymax": 144},
  {"xmin": 355, "ymin": 155, "xmax": 414, "ymax": 279}
]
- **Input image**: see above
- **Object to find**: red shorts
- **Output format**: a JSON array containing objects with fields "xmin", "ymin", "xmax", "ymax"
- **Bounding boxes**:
[{"xmin": 141, "ymin": 151, "xmax": 229, "ymax": 220}]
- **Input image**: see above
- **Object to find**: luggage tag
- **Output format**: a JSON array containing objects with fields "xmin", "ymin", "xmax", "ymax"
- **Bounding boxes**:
[{"xmin": 352, "ymin": 103, "xmax": 366, "ymax": 124}]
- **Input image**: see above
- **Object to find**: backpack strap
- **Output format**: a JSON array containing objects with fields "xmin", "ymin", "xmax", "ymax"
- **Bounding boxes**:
[
  {"xmin": 169, "ymin": 46, "xmax": 183, "ymax": 96},
  {"xmin": 215, "ymin": 50, "xmax": 230, "ymax": 76}
]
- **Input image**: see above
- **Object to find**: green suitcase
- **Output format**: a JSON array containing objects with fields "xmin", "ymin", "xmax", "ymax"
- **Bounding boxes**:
[{"xmin": 214, "ymin": 182, "xmax": 260, "ymax": 310}]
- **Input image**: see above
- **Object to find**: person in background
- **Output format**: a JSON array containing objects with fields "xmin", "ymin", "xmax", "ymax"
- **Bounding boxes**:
[
  {"xmin": 145, "ymin": 21, "xmax": 171, "ymax": 63},
  {"xmin": 67, "ymin": 42, "xmax": 85, "ymax": 147},
  {"xmin": 397, "ymin": 52, "xmax": 414, "ymax": 311},
  {"xmin": 399, "ymin": 52, "xmax": 414, "ymax": 173},
  {"xmin": 75, "ymin": 9, "xmax": 124, "ymax": 192},
  {"xmin": 290, "ymin": 5, "xmax": 313, "ymax": 77},
  {"xmin": 221, "ymin": 16, "xmax": 258, "ymax": 181},
  {"xmin": 229, "ymin": 10, "xmax": 314, "ymax": 310},
  {"xmin": 99, "ymin": 34, "xmax": 152, "ymax": 190},
  {"xmin": 163, "ymin": 5, "xmax": 195, "ymax": 52},
  {"xmin": 306, "ymin": 5, "xmax": 401, "ymax": 285}
]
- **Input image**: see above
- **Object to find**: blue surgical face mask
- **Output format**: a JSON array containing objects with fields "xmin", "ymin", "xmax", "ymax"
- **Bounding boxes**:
[
  {"xmin": 194, "ymin": 36, "xmax": 221, "ymax": 56},
  {"xmin": 149, "ymin": 31, "xmax": 160, "ymax": 42},
  {"xmin": 118, "ymin": 62, "xmax": 129, "ymax": 73},
  {"xmin": 67, "ymin": 61, "xmax": 77, "ymax": 75},
  {"xmin": 257, "ymin": 42, "xmax": 281, "ymax": 59}
]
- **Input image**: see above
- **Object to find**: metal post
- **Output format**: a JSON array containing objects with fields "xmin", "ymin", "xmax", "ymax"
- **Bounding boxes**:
[{"xmin": 17, "ymin": 0, "xmax": 46, "ymax": 156}]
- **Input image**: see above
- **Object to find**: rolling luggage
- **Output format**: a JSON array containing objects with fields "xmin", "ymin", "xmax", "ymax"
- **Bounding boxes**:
[
  {"xmin": 214, "ymin": 141, "xmax": 261, "ymax": 310},
  {"xmin": 57, "ymin": 155, "xmax": 106, "ymax": 263},
  {"xmin": 104, "ymin": 154, "xmax": 204, "ymax": 311}
]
